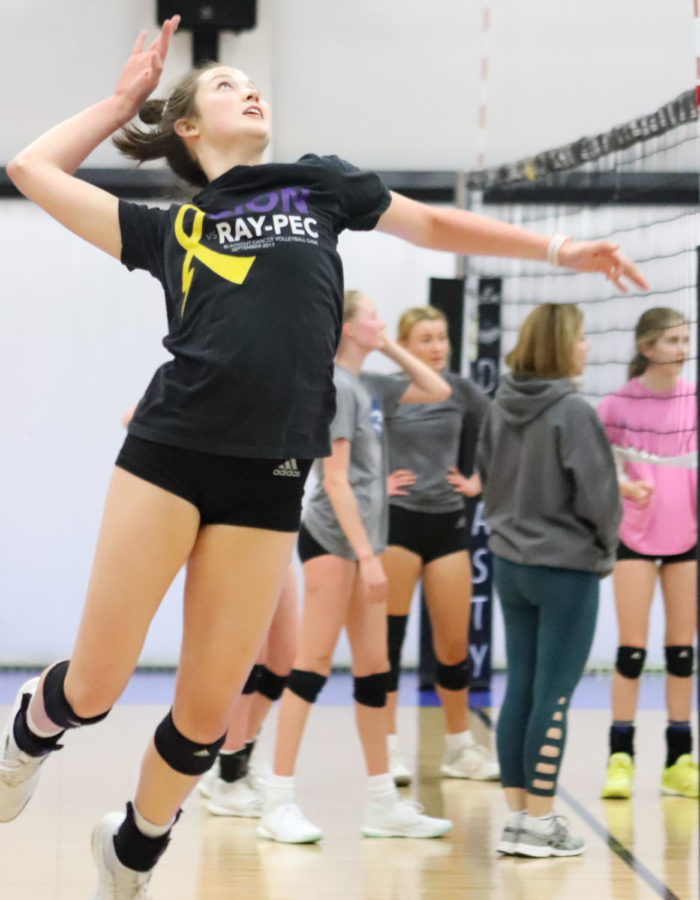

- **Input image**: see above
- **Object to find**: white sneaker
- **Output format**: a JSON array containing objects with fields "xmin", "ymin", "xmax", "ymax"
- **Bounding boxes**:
[
  {"xmin": 441, "ymin": 737, "xmax": 500, "ymax": 781},
  {"xmin": 207, "ymin": 773, "xmax": 264, "ymax": 818},
  {"xmin": 249, "ymin": 758, "xmax": 273, "ymax": 790},
  {"xmin": 387, "ymin": 735, "xmax": 411, "ymax": 787},
  {"xmin": 197, "ymin": 767, "xmax": 217, "ymax": 800},
  {"xmin": 257, "ymin": 801, "xmax": 323, "ymax": 844},
  {"xmin": 91, "ymin": 811, "xmax": 153, "ymax": 899},
  {"xmin": 0, "ymin": 677, "xmax": 48, "ymax": 823},
  {"xmin": 515, "ymin": 815, "xmax": 585, "ymax": 858},
  {"xmin": 496, "ymin": 811, "xmax": 524, "ymax": 855},
  {"xmin": 361, "ymin": 795, "xmax": 453, "ymax": 839}
]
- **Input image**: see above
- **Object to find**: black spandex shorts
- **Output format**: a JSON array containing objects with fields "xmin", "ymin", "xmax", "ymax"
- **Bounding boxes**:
[
  {"xmin": 387, "ymin": 505, "xmax": 469, "ymax": 564},
  {"xmin": 116, "ymin": 435, "xmax": 311, "ymax": 532},
  {"xmin": 297, "ymin": 523, "xmax": 332, "ymax": 563},
  {"xmin": 616, "ymin": 538, "xmax": 697, "ymax": 566}
]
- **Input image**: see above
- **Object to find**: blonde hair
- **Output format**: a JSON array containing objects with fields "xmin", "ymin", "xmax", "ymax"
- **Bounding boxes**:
[
  {"xmin": 629, "ymin": 307, "xmax": 687, "ymax": 378},
  {"xmin": 343, "ymin": 290, "xmax": 368, "ymax": 323},
  {"xmin": 397, "ymin": 306, "xmax": 448, "ymax": 343},
  {"xmin": 506, "ymin": 303, "xmax": 583, "ymax": 378}
]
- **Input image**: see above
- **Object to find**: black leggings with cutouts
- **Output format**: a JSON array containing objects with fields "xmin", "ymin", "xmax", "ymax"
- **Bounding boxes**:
[{"xmin": 494, "ymin": 556, "xmax": 599, "ymax": 797}]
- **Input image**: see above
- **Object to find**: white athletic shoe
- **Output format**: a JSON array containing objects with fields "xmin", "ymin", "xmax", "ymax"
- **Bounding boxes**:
[
  {"xmin": 197, "ymin": 767, "xmax": 217, "ymax": 800},
  {"xmin": 387, "ymin": 735, "xmax": 412, "ymax": 787},
  {"xmin": 91, "ymin": 811, "xmax": 153, "ymax": 899},
  {"xmin": 440, "ymin": 736, "xmax": 500, "ymax": 781},
  {"xmin": 257, "ymin": 801, "xmax": 323, "ymax": 844},
  {"xmin": 515, "ymin": 815, "xmax": 585, "ymax": 858},
  {"xmin": 0, "ymin": 677, "xmax": 48, "ymax": 823},
  {"xmin": 361, "ymin": 796, "xmax": 453, "ymax": 839},
  {"xmin": 249, "ymin": 758, "xmax": 273, "ymax": 790},
  {"xmin": 496, "ymin": 811, "xmax": 524, "ymax": 855},
  {"xmin": 207, "ymin": 773, "xmax": 264, "ymax": 818}
]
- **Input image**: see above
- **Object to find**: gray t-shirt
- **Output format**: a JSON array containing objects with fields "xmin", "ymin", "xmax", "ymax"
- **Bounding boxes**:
[
  {"xmin": 385, "ymin": 372, "xmax": 490, "ymax": 513},
  {"xmin": 303, "ymin": 366, "xmax": 405, "ymax": 560}
]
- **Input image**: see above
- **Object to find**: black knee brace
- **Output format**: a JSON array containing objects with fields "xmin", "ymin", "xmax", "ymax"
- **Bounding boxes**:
[
  {"xmin": 615, "ymin": 646, "xmax": 646, "ymax": 680},
  {"xmin": 154, "ymin": 710, "xmax": 226, "ymax": 776},
  {"xmin": 665, "ymin": 645, "xmax": 694, "ymax": 678},
  {"xmin": 43, "ymin": 660, "xmax": 111, "ymax": 729},
  {"xmin": 353, "ymin": 672, "xmax": 389, "ymax": 708},
  {"xmin": 242, "ymin": 664, "xmax": 262, "ymax": 695},
  {"xmin": 256, "ymin": 665, "xmax": 287, "ymax": 701},
  {"xmin": 286, "ymin": 669, "xmax": 327, "ymax": 703},
  {"xmin": 387, "ymin": 615, "xmax": 408, "ymax": 692},
  {"xmin": 435, "ymin": 657, "xmax": 471, "ymax": 691}
]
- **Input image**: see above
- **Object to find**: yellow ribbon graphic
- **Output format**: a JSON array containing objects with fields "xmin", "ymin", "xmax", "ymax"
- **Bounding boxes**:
[{"xmin": 174, "ymin": 204, "xmax": 256, "ymax": 315}]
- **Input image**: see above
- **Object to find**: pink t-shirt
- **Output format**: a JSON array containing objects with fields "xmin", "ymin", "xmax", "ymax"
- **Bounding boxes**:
[{"xmin": 597, "ymin": 377, "xmax": 697, "ymax": 555}]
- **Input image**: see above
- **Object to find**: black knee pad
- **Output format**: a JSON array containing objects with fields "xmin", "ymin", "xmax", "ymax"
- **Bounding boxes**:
[
  {"xmin": 353, "ymin": 672, "xmax": 389, "ymax": 708},
  {"xmin": 387, "ymin": 615, "xmax": 408, "ymax": 692},
  {"xmin": 615, "ymin": 646, "xmax": 646, "ymax": 680},
  {"xmin": 436, "ymin": 657, "xmax": 471, "ymax": 691},
  {"xmin": 256, "ymin": 665, "xmax": 287, "ymax": 701},
  {"xmin": 665, "ymin": 645, "xmax": 694, "ymax": 678},
  {"xmin": 43, "ymin": 660, "xmax": 111, "ymax": 729},
  {"xmin": 242, "ymin": 664, "xmax": 262, "ymax": 695},
  {"xmin": 154, "ymin": 710, "xmax": 226, "ymax": 776},
  {"xmin": 286, "ymin": 669, "xmax": 327, "ymax": 703}
]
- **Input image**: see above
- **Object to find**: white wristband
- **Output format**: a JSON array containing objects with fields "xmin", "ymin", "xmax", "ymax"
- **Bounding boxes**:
[{"xmin": 546, "ymin": 233, "xmax": 570, "ymax": 267}]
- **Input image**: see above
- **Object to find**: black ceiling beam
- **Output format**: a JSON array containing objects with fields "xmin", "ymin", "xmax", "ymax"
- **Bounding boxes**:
[{"xmin": 0, "ymin": 168, "xmax": 697, "ymax": 206}]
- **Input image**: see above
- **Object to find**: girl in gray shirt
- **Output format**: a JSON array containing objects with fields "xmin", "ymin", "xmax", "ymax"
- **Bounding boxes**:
[
  {"xmin": 259, "ymin": 291, "xmax": 454, "ymax": 844},
  {"xmin": 381, "ymin": 306, "xmax": 498, "ymax": 786}
]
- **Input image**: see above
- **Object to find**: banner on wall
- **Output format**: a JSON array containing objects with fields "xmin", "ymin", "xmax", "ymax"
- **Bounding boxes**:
[{"xmin": 463, "ymin": 276, "xmax": 502, "ymax": 691}]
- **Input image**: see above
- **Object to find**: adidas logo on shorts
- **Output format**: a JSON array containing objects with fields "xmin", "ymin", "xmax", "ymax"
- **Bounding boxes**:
[{"xmin": 273, "ymin": 458, "xmax": 301, "ymax": 477}]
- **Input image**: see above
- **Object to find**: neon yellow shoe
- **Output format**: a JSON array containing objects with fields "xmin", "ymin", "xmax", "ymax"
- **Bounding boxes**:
[
  {"xmin": 601, "ymin": 752, "xmax": 634, "ymax": 799},
  {"xmin": 661, "ymin": 754, "xmax": 699, "ymax": 798}
]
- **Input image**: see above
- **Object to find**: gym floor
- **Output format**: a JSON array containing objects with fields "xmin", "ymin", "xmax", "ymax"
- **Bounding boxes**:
[{"xmin": 0, "ymin": 670, "xmax": 696, "ymax": 899}]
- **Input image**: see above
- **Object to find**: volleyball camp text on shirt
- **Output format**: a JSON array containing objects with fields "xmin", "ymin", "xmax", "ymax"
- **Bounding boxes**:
[
  {"xmin": 597, "ymin": 377, "xmax": 697, "ymax": 556},
  {"xmin": 118, "ymin": 155, "xmax": 391, "ymax": 461}
]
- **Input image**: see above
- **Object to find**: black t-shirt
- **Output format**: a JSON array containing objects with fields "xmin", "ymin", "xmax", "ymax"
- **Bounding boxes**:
[{"xmin": 119, "ymin": 154, "xmax": 391, "ymax": 458}]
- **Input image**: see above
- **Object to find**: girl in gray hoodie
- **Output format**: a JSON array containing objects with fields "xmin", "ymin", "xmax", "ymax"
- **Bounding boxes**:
[{"xmin": 477, "ymin": 303, "xmax": 621, "ymax": 858}]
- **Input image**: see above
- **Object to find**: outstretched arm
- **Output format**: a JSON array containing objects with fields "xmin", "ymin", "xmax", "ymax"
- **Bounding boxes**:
[
  {"xmin": 7, "ymin": 17, "xmax": 179, "ymax": 259},
  {"xmin": 376, "ymin": 191, "xmax": 648, "ymax": 294}
]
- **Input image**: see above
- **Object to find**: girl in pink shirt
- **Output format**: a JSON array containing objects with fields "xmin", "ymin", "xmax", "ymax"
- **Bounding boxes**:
[{"xmin": 597, "ymin": 307, "xmax": 698, "ymax": 799}]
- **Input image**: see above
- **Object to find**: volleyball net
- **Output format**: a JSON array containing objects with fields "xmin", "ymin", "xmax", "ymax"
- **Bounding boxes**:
[
  {"xmin": 467, "ymin": 87, "xmax": 698, "ymax": 447},
  {"xmin": 453, "ymin": 89, "xmax": 698, "ymax": 690}
]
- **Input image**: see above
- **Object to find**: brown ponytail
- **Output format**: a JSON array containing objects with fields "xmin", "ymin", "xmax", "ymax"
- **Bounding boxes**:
[{"xmin": 112, "ymin": 63, "xmax": 220, "ymax": 188}]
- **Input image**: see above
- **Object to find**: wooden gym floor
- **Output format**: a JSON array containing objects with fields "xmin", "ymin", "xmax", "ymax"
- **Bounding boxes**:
[{"xmin": 0, "ymin": 671, "xmax": 696, "ymax": 899}]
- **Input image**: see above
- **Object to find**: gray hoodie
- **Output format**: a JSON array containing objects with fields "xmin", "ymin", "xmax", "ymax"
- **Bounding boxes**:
[{"xmin": 477, "ymin": 373, "xmax": 622, "ymax": 575}]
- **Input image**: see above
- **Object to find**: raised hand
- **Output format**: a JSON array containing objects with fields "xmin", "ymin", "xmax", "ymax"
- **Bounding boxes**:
[
  {"xmin": 115, "ymin": 16, "xmax": 180, "ymax": 119},
  {"xmin": 558, "ymin": 240, "xmax": 648, "ymax": 294}
]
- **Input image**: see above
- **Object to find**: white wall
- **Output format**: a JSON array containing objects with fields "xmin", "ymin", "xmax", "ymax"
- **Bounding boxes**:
[
  {"xmin": 0, "ymin": 1, "xmax": 695, "ymax": 667},
  {"xmin": 0, "ymin": 1, "xmax": 694, "ymax": 169}
]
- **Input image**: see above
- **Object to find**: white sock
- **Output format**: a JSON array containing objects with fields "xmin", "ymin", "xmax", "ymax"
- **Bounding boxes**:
[
  {"xmin": 445, "ymin": 730, "xmax": 472, "ymax": 752},
  {"xmin": 266, "ymin": 774, "xmax": 295, "ymax": 802},
  {"xmin": 524, "ymin": 813, "xmax": 554, "ymax": 833},
  {"xmin": 132, "ymin": 805, "xmax": 174, "ymax": 839},
  {"xmin": 25, "ymin": 697, "xmax": 63, "ymax": 740},
  {"xmin": 367, "ymin": 772, "xmax": 397, "ymax": 801},
  {"xmin": 506, "ymin": 809, "xmax": 526, "ymax": 827}
]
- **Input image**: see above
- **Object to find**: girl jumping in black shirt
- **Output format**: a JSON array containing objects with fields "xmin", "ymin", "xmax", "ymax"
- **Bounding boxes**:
[{"xmin": 0, "ymin": 17, "xmax": 647, "ymax": 896}]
